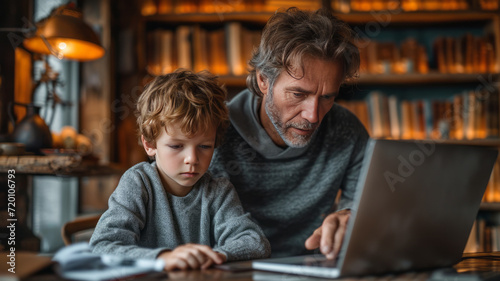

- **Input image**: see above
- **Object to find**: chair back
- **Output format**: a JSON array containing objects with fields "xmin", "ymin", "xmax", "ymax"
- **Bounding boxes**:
[{"xmin": 61, "ymin": 214, "xmax": 101, "ymax": 245}]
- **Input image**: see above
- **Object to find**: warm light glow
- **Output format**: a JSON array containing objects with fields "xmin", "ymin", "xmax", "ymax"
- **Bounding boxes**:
[
  {"xmin": 58, "ymin": 42, "xmax": 67, "ymax": 50},
  {"xmin": 24, "ymin": 36, "xmax": 105, "ymax": 61},
  {"xmin": 22, "ymin": 6, "xmax": 105, "ymax": 62}
]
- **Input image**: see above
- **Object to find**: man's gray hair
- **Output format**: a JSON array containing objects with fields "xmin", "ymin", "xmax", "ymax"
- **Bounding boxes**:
[{"xmin": 247, "ymin": 7, "xmax": 360, "ymax": 97}]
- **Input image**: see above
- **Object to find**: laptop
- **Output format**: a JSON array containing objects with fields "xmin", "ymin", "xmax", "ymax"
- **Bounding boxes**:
[{"xmin": 253, "ymin": 139, "xmax": 498, "ymax": 278}]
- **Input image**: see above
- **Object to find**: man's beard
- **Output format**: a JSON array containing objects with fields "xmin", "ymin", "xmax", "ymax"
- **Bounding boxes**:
[{"xmin": 264, "ymin": 89, "xmax": 317, "ymax": 148}]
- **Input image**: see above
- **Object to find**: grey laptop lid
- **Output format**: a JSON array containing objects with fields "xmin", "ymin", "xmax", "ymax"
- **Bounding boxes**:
[{"xmin": 253, "ymin": 139, "xmax": 498, "ymax": 278}]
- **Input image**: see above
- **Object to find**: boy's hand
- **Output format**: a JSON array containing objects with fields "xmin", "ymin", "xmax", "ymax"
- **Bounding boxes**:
[{"xmin": 157, "ymin": 244, "xmax": 226, "ymax": 271}]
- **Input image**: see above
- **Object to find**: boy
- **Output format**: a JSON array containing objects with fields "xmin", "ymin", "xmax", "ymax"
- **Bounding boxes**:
[{"xmin": 90, "ymin": 70, "xmax": 270, "ymax": 271}]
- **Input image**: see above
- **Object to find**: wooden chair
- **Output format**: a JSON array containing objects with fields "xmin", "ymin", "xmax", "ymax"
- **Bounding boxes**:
[{"xmin": 61, "ymin": 214, "xmax": 101, "ymax": 245}]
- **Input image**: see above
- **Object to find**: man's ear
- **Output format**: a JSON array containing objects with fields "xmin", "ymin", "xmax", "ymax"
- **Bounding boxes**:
[
  {"xmin": 141, "ymin": 135, "xmax": 156, "ymax": 156},
  {"xmin": 256, "ymin": 71, "xmax": 269, "ymax": 96}
]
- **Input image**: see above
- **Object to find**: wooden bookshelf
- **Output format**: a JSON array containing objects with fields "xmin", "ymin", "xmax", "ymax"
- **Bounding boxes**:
[
  {"xmin": 215, "ymin": 73, "xmax": 500, "ymax": 87},
  {"xmin": 218, "ymin": 75, "xmax": 248, "ymax": 87},
  {"xmin": 143, "ymin": 12, "xmax": 273, "ymax": 24},
  {"xmin": 142, "ymin": 11, "xmax": 499, "ymax": 25},
  {"xmin": 336, "ymin": 11, "xmax": 500, "ymax": 25},
  {"xmin": 109, "ymin": 0, "xmax": 500, "ymax": 253},
  {"xmin": 480, "ymin": 202, "xmax": 500, "ymax": 211},
  {"xmin": 354, "ymin": 73, "xmax": 500, "ymax": 85},
  {"xmin": 439, "ymin": 139, "xmax": 500, "ymax": 146},
  {"xmin": 134, "ymin": 3, "xmax": 500, "ymax": 175}
]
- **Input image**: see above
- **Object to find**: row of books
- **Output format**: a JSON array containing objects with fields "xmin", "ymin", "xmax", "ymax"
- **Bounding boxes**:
[
  {"xmin": 435, "ymin": 34, "xmax": 497, "ymax": 74},
  {"xmin": 337, "ymin": 90, "xmax": 500, "ymax": 140},
  {"xmin": 484, "ymin": 158, "xmax": 500, "ymax": 203},
  {"xmin": 146, "ymin": 23, "xmax": 261, "ymax": 76},
  {"xmin": 465, "ymin": 216, "xmax": 500, "ymax": 253},
  {"xmin": 357, "ymin": 34, "xmax": 497, "ymax": 75},
  {"xmin": 147, "ymin": 28, "xmax": 497, "ymax": 76},
  {"xmin": 332, "ymin": 0, "xmax": 499, "ymax": 12},
  {"xmin": 358, "ymin": 38, "xmax": 428, "ymax": 74},
  {"xmin": 140, "ymin": 0, "xmax": 321, "ymax": 15}
]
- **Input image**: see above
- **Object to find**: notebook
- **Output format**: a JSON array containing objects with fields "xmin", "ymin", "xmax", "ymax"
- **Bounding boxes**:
[{"xmin": 253, "ymin": 139, "xmax": 498, "ymax": 278}]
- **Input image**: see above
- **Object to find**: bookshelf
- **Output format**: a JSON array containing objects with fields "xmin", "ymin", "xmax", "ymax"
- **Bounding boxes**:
[
  {"xmin": 337, "ymin": 11, "xmax": 500, "ymax": 25},
  {"xmin": 354, "ymin": 73, "xmax": 497, "ymax": 85},
  {"xmin": 129, "ymin": 0, "xmax": 500, "ymax": 251}
]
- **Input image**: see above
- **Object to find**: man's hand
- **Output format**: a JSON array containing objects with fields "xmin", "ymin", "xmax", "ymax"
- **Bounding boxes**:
[
  {"xmin": 157, "ymin": 244, "xmax": 226, "ymax": 271},
  {"xmin": 304, "ymin": 209, "xmax": 351, "ymax": 260}
]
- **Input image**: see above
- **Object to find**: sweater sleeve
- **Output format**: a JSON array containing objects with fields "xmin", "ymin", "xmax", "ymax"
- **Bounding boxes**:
[
  {"xmin": 89, "ymin": 168, "xmax": 169, "ymax": 259},
  {"xmin": 337, "ymin": 127, "xmax": 369, "ymax": 211},
  {"xmin": 210, "ymin": 178, "xmax": 271, "ymax": 261}
]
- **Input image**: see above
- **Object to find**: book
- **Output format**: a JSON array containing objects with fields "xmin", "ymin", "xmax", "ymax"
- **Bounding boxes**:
[
  {"xmin": 367, "ymin": 91, "xmax": 384, "ymax": 138},
  {"xmin": 226, "ymin": 22, "xmax": 244, "ymax": 76},
  {"xmin": 477, "ymin": 38, "xmax": 488, "ymax": 73},
  {"xmin": 454, "ymin": 34, "xmax": 464, "ymax": 73},
  {"xmin": 445, "ymin": 37, "xmax": 456, "ymax": 73},
  {"xmin": 160, "ymin": 30, "xmax": 175, "ymax": 74},
  {"xmin": 484, "ymin": 164, "xmax": 495, "ymax": 202},
  {"xmin": 338, "ymin": 88, "xmax": 498, "ymax": 141},
  {"xmin": 380, "ymin": 94, "xmax": 391, "ymax": 137},
  {"xmin": 462, "ymin": 91, "xmax": 470, "ymax": 138},
  {"xmin": 486, "ymin": 91, "xmax": 499, "ymax": 138},
  {"xmin": 410, "ymin": 100, "xmax": 426, "ymax": 139},
  {"xmin": 401, "ymin": 100, "xmax": 413, "ymax": 139},
  {"xmin": 466, "ymin": 91, "xmax": 476, "ymax": 140},
  {"xmin": 453, "ymin": 94, "xmax": 464, "ymax": 139},
  {"xmin": 388, "ymin": 96, "xmax": 401, "ymax": 139},
  {"xmin": 434, "ymin": 37, "xmax": 446, "ymax": 73},
  {"xmin": 464, "ymin": 33, "xmax": 474, "ymax": 73},
  {"xmin": 52, "ymin": 243, "xmax": 165, "ymax": 281},
  {"xmin": 476, "ymin": 93, "xmax": 487, "ymax": 139},
  {"xmin": 356, "ymin": 101, "xmax": 371, "ymax": 136},
  {"xmin": 146, "ymin": 30, "xmax": 161, "ymax": 75},
  {"xmin": 192, "ymin": 25, "xmax": 209, "ymax": 73},
  {"xmin": 208, "ymin": 29, "xmax": 229, "ymax": 75},
  {"xmin": 464, "ymin": 220, "xmax": 479, "ymax": 253},
  {"xmin": 176, "ymin": 25, "xmax": 192, "ymax": 70},
  {"xmin": 422, "ymin": 99, "xmax": 433, "ymax": 139},
  {"xmin": 494, "ymin": 160, "xmax": 500, "ymax": 202}
]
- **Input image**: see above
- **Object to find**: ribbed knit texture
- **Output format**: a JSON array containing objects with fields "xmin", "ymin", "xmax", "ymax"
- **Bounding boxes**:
[
  {"xmin": 209, "ymin": 89, "xmax": 369, "ymax": 257},
  {"xmin": 90, "ymin": 161, "xmax": 271, "ymax": 261}
]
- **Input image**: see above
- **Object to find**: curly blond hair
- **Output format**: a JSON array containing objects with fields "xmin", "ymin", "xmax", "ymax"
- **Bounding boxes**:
[{"xmin": 136, "ymin": 69, "xmax": 229, "ymax": 147}]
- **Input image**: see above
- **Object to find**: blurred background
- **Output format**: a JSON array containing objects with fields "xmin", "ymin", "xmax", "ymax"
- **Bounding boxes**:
[{"xmin": 0, "ymin": 0, "xmax": 499, "ymax": 254}]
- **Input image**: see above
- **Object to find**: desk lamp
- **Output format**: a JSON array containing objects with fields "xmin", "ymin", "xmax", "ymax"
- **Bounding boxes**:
[
  {"xmin": 23, "ymin": 3, "xmax": 104, "ymax": 61},
  {"xmin": 3, "ymin": 2, "xmax": 104, "ymax": 154}
]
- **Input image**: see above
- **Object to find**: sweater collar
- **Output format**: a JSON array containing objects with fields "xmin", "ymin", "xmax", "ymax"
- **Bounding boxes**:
[{"xmin": 228, "ymin": 89, "xmax": 315, "ymax": 160}]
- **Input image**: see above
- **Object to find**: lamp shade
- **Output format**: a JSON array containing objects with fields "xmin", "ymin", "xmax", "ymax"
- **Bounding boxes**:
[{"xmin": 23, "ymin": 6, "xmax": 104, "ymax": 62}]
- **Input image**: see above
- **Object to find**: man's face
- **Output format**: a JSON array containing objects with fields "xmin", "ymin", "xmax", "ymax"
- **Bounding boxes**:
[{"xmin": 259, "ymin": 57, "xmax": 344, "ymax": 148}]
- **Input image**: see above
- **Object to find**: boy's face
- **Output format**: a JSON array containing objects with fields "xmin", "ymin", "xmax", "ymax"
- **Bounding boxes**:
[{"xmin": 142, "ymin": 123, "xmax": 216, "ymax": 197}]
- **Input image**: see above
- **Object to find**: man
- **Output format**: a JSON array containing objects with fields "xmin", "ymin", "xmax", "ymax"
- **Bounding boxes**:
[{"xmin": 209, "ymin": 7, "xmax": 369, "ymax": 259}]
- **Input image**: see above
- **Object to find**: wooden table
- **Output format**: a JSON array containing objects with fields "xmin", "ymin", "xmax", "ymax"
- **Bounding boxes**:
[
  {"xmin": 0, "ymin": 159, "xmax": 125, "ymax": 252},
  {"xmin": 15, "ymin": 252, "xmax": 500, "ymax": 281}
]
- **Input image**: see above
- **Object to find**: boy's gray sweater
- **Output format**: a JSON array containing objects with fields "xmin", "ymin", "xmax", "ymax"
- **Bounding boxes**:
[
  {"xmin": 90, "ymin": 161, "xmax": 271, "ymax": 261},
  {"xmin": 209, "ymin": 89, "xmax": 369, "ymax": 257}
]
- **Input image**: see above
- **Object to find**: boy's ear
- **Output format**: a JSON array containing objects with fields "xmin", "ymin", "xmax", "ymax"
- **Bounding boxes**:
[
  {"xmin": 256, "ymin": 71, "xmax": 269, "ymax": 96},
  {"xmin": 141, "ymin": 135, "xmax": 156, "ymax": 156}
]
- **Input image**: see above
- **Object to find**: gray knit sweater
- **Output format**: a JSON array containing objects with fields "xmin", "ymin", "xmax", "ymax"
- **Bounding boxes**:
[
  {"xmin": 209, "ymin": 89, "xmax": 369, "ymax": 257},
  {"xmin": 90, "ymin": 161, "xmax": 271, "ymax": 261}
]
